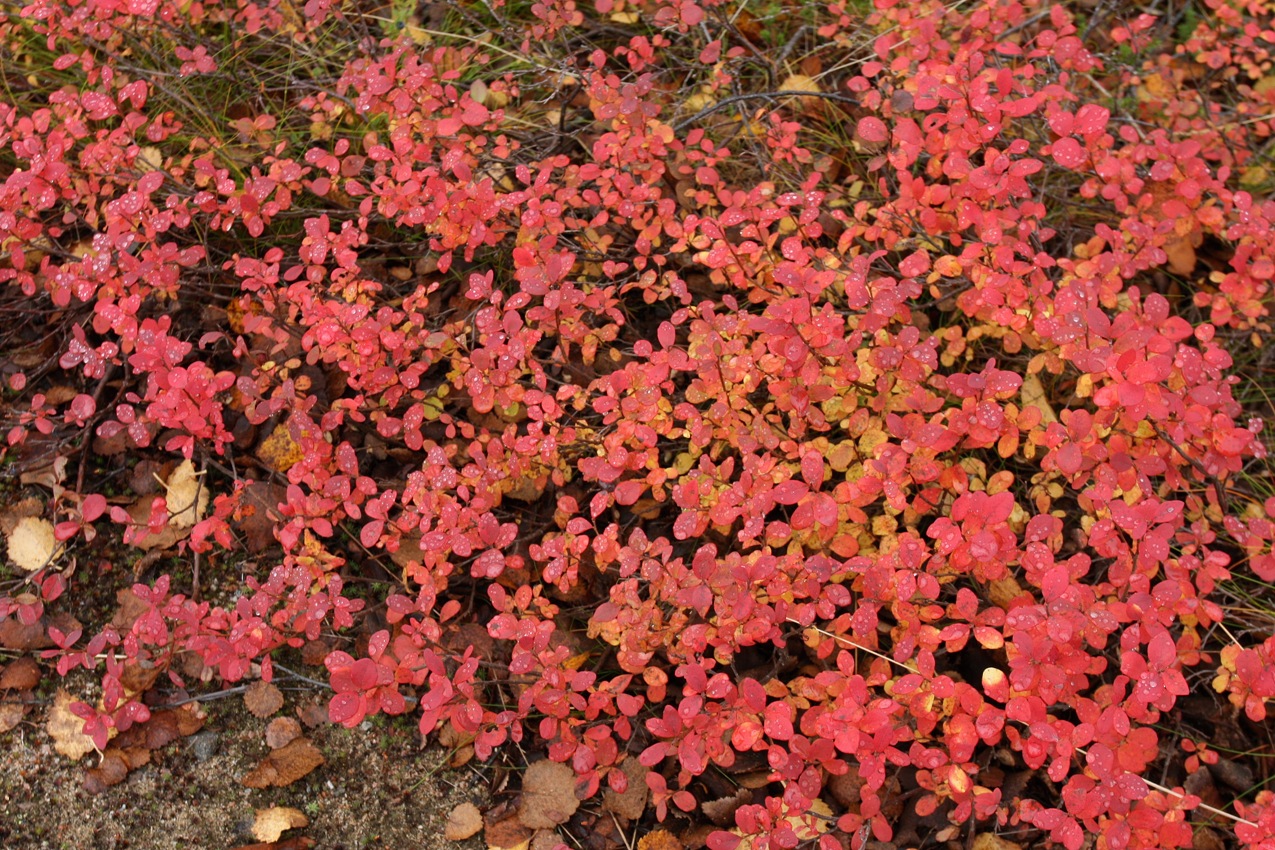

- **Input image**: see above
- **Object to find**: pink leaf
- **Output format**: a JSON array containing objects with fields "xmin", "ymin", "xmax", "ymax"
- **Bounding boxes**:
[
  {"xmin": 1074, "ymin": 104, "xmax": 1110, "ymax": 135},
  {"xmin": 1051, "ymin": 138, "xmax": 1086, "ymax": 168}
]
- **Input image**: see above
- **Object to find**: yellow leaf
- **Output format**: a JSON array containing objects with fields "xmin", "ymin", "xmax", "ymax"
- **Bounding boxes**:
[
  {"xmin": 257, "ymin": 417, "xmax": 307, "ymax": 472},
  {"xmin": 136, "ymin": 146, "xmax": 164, "ymax": 172},
  {"xmin": 934, "ymin": 255, "xmax": 963, "ymax": 277},
  {"xmin": 164, "ymin": 460, "xmax": 209, "ymax": 530},
  {"xmin": 973, "ymin": 834, "xmax": 1023, "ymax": 850},
  {"xmin": 1020, "ymin": 373, "xmax": 1058, "ymax": 425},
  {"xmin": 252, "ymin": 806, "xmax": 309, "ymax": 842},
  {"xmin": 7, "ymin": 516, "xmax": 62, "ymax": 572},
  {"xmin": 778, "ymin": 75, "xmax": 820, "ymax": 94},
  {"xmin": 47, "ymin": 689, "xmax": 98, "ymax": 761},
  {"xmin": 987, "ymin": 575, "xmax": 1023, "ymax": 610}
]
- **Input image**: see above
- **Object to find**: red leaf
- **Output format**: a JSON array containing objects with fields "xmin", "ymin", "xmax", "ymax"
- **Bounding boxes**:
[{"xmin": 855, "ymin": 116, "xmax": 889, "ymax": 144}]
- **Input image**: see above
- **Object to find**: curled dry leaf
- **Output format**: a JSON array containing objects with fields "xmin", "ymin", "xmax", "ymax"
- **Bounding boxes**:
[
  {"xmin": 445, "ymin": 802, "xmax": 484, "ymax": 841},
  {"xmin": 83, "ymin": 749, "xmax": 131, "ymax": 794},
  {"xmin": 47, "ymin": 689, "xmax": 97, "ymax": 761},
  {"xmin": 244, "ymin": 680, "xmax": 285, "ymax": 718},
  {"xmin": 241, "ymin": 737, "xmax": 325, "ymax": 788},
  {"xmin": 485, "ymin": 815, "xmax": 533, "ymax": 850},
  {"xmin": 7, "ymin": 516, "xmax": 62, "ymax": 572},
  {"xmin": 82, "ymin": 746, "xmax": 149, "ymax": 794},
  {"xmin": 113, "ymin": 705, "xmax": 204, "ymax": 750},
  {"xmin": 1, "ymin": 656, "xmax": 43, "ymax": 730},
  {"xmin": 164, "ymin": 459, "xmax": 209, "ymax": 529},
  {"xmin": 518, "ymin": 760, "xmax": 580, "ymax": 829},
  {"xmin": 230, "ymin": 838, "xmax": 316, "ymax": 850},
  {"xmin": 252, "ymin": 806, "xmax": 310, "ymax": 842}
]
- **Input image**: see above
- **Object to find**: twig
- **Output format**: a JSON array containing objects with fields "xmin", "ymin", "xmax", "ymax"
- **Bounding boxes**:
[
  {"xmin": 273, "ymin": 662, "xmax": 333, "ymax": 690},
  {"xmin": 1151, "ymin": 424, "xmax": 1229, "ymax": 515},
  {"xmin": 674, "ymin": 90, "xmax": 861, "ymax": 132},
  {"xmin": 161, "ymin": 684, "xmax": 248, "ymax": 707}
]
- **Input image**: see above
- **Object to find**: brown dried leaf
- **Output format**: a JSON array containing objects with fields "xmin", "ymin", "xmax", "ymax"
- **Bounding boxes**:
[
  {"xmin": 119, "ymin": 745, "xmax": 151, "ymax": 770},
  {"xmin": 118, "ymin": 660, "xmax": 160, "ymax": 697},
  {"xmin": 602, "ymin": 758, "xmax": 648, "ymax": 820},
  {"xmin": 126, "ymin": 497, "xmax": 187, "ymax": 551},
  {"xmin": 0, "ymin": 611, "xmax": 78, "ymax": 651},
  {"xmin": 1165, "ymin": 237, "xmax": 1197, "ymax": 276},
  {"xmin": 234, "ymin": 481, "xmax": 286, "ymax": 553},
  {"xmin": 245, "ymin": 680, "xmax": 285, "ymax": 718},
  {"xmin": 252, "ymin": 806, "xmax": 310, "ymax": 842},
  {"xmin": 518, "ymin": 760, "xmax": 580, "ymax": 829},
  {"xmin": 1194, "ymin": 826, "xmax": 1226, "ymax": 850},
  {"xmin": 445, "ymin": 802, "xmax": 484, "ymax": 840},
  {"xmin": 266, "ymin": 716, "xmax": 303, "ymax": 749},
  {"xmin": 388, "ymin": 534, "xmax": 426, "ymax": 570},
  {"xmin": 0, "ymin": 656, "xmax": 41, "ymax": 691},
  {"xmin": 47, "ymin": 689, "xmax": 97, "ymax": 761},
  {"xmin": 131, "ymin": 706, "xmax": 204, "ymax": 749},
  {"xmin": 241, "ymin": 737, "xmax": 325, "ymax": 788},
  {"xmin": 296, "ymin": 699, "xmax": 330, "ymax": 729},
  {"xmin": 0, "ymin": 616, "xmax": 48, "ymax": 651},
  {"xmin": 701, "ymin": 788, "xmax": 750, "ymax": 826},
  {"xmin": 111, "ymin": 588, "xmax": 150, "ymax": 632},
  {"xmin": 0, "ymin": 702, "xmax": 24, "ymax": 733},
  {"xmin": 0, "ymin": 497, "xmax": 43, "ymax": 535},
  {"xmin": 92, "ymin": 427, "xmax": 130, "ymax": 456},
  {"xmin": 528, "ymin": 831, "xmax": 563, "ymax": 850},
  {"xmin": 449, "ymin": 744, "xmax": 476, "ymax": 768}
]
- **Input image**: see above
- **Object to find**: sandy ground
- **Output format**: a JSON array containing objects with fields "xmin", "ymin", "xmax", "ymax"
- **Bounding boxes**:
[{"xmin": 0, "ymin": 696, "xmax": 487, "ymax": 850}]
